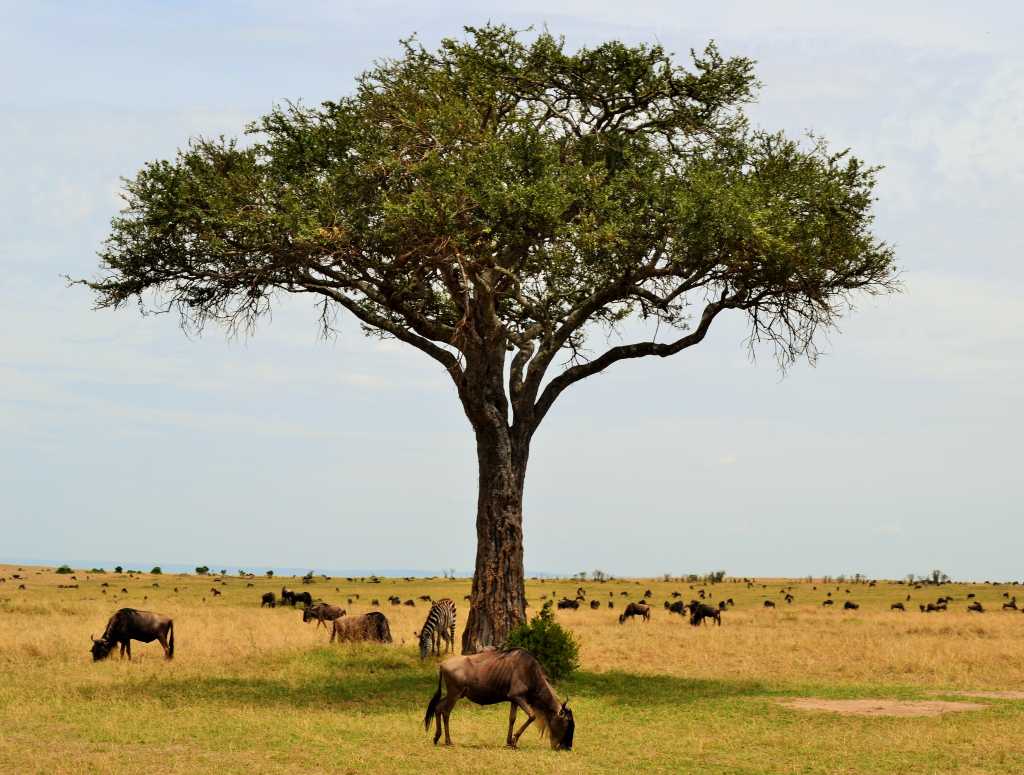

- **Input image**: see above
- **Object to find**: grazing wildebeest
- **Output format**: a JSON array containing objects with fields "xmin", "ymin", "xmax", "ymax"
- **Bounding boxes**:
[
  {"xmin": 404, "ymin": 599, "xmax": 416, "ymax": 607},
  {"xmin": 281, "ymin": 587, "xmax": 295, "ymax": 605},
  {"xmin": 589, "ymin": 600, "xmax": 600, "ymax": 610},
  {"xmin": 668, "ymin": 600, "xmax": 686, "ymax": 616},
  {"xmin": 967, "ymin": 601, "xmax": 985, "ymax": 613},
  {"xmin": 618, "ymin": 602, "xmax": 650, "ymax": 623},
  {"xmin": 607, "ymin": 600, "xmax": 614, "ymax": 609},
  {"xmin": 303, "ymin": 602, "xmax": 346, "ymax": 629},
  {"xmin": 371, "ymin": 599, "xmax": 380, "ymax": 606},
  {"xmin": 557, "ymin": 598, "xmax": 580, "ymax": 610},
  {"xmin": 689, "ymin": 602, "xmax": 721, "ymax": 626},
  {"xmin": 763, "ymin": 600, "xmax": 776, "ymax": 608},
  {"xmin": 822, "ymin": 599, "xmax": 834, "ymax": 607},
  {"xmin": 210, "ymin": 588, "xmax": 222, "ymax": 597},
  {"xmin": 91, "ymin": 608, "xmax": 174, "ymax": 661},
  {"xmin": 891, "ymin": 602, "xmax": 905, "ymax": 611},
  {"xmin": 967, "ymin": 592, "xmax": 976, "ymax": 599},
  {"xmin": 1002, "ymin": 598, "xmax": 1018, "ymax": 610},
  {"xmin": 920, "ymin": 602, "xmax": 946, "ymax": 612},
  {"xmin": 843, "ymin": 601, "xmax": 859, "ymax": 610},
  {"xmin": 424, "ymin": 648, "xmax": 574, "ymax": 750},
  {"xmin": 784, "ymin": 594, "xmax": 794, "ymax": 604},
  {"xmin": 419, "ymin": 595, "xmax": 432, "ymax": 602},
  {"xmin": 330, "ymin": 612, "xmax": 393, "ymax": 643},
  {"xmin": 261, "ymin": 592, "xmax": 276, "ymax": 608}
]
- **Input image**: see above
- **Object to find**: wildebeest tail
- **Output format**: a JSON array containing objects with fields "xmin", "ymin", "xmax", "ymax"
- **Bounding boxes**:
[
  {"xmin": 167, "ymin": 621, "xmax": 175, "ymax": 659},
  {"xmin": 424, "ymin": 670, "xmax": 442, "ymax": 731}
]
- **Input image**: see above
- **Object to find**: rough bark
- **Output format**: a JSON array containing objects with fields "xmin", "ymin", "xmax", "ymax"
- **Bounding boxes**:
[{"xmin": 461, "ymin": 422, "xmax": 529, "ymax": 653}]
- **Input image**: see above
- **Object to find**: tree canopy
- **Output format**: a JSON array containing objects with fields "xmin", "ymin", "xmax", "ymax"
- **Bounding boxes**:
[{"xmin": 87, "ymin": 25, "xmax": 895, "ymax": 428}]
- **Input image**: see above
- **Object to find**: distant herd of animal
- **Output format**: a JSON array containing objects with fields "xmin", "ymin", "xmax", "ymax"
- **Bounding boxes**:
[{"xmin": 57, "ymin": 576, "xmax": 1023, "ymax": 751}]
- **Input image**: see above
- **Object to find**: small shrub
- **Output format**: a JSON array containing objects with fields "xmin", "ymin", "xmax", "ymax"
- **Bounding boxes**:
[
  {"xmin": 114, "ymin": 566, "xmax": 123, "ymax": 574},
  {"xmin": 265, "ymin": 570, "xmax": 274, "ymax": 578},
  {"xmin": 150, "ymin": 566, "xmax": 162, "ymax": 575},
  {"xmin": 504, "ymin": 601, "xmax": 579, "ymax": 682},
  {"xmin": 55, "ymin": 565, "xmax": 73, "ymax": 575},
  {"xmin": 195, "ymin": 566, "xmax": 209, "ymax": 575},
  {"xmin": 90, "ymin": 568, "xmax": 106, "ymax": 573}
]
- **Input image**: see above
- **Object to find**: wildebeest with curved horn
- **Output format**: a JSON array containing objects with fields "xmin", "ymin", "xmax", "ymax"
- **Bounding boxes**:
[
  {"xmin": 91, "ymin": 608, "xmax": 174, "ymax": 661},
  {"xmin": 303, "ymin": 602, "xmax": 346, "ymax": 630},
  {"xmin": 689, "ymin": 601, "xmax": 721, "ymax": 626},
  {"xmin": 618, "ymin": 601, "xmax": 650, "ymax": 623},
  {"xmin": 330, "ymin": 611, "xmax": 393, "ymax": 643},
  {"xmin": 424, "ymin": 648, "xmax": 574, "ymax": 750}
]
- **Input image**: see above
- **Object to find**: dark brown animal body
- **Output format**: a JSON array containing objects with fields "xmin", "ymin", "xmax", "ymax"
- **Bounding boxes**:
[
  {"xmin": 557, "ymin": 598, "xmax": 579, "ymax": 610},
  {"xmin": 281, "ymin": 587, "xmax": 313, "ymax": 607},
  {"xmin": 843, "ymin": 601, "xmax": 859, "ymax": 610},
  {"xmin": 91, "ymin": 608, "xmax": 174, "ymax": 661},
  {"xmin": 329, "ymin": 612, "xmax": 392, "ymax": 643},
  {"xmin": 261, "ymin": 592, "xmax": 276, "ymax": 608},
  {"xmin": 424, "ymin": 648, "xmax": 574, "ymax": 750},
  {"xmin": 303, "ymin": 602, "xmax": 346, "ymax": 629},
  {"xmin": 689, "ymin": 602, "xmax": 721, "ymax": 626},
  {"xmin": 668, "ymin": 600, "xmax": 686, "ymax": 616},
  {"xmin": 618, "ymin": 602, "xmax": 650, "ymax": 623}
]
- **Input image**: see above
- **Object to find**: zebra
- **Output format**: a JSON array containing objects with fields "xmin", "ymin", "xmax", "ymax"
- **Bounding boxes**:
[{"xmin": 417, "ymin": 598, "xmax": 456, "ymax": 659}]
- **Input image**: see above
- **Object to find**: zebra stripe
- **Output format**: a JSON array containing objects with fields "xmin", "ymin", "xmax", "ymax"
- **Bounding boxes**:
[{"xmin": 418, "ymin": 598, "xmax": 456, "ymax": 659}]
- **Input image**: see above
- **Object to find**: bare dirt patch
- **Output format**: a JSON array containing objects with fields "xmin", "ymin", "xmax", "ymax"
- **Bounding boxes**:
[{"xmin": 777, "ymin": 698, "xmax": 988, "ymax": 717}]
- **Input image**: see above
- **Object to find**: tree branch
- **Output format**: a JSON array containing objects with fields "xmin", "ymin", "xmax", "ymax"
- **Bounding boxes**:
[
  {"xmin": 300, "ymin": 283, "xmax": 464, "ymax": 384},
  {"xmin": 532, "ymin": 295, "xmax": 733, "ymax": 425}
]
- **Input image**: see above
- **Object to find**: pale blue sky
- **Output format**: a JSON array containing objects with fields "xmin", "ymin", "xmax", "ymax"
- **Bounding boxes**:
[{"xmin": 1, "ymin": 2, "xmax": 1021, "ymax": 579}]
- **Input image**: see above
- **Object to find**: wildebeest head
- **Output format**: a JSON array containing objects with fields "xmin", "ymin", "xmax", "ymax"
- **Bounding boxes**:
[
  {"xmin": 549, "ymin": 698, "xmax": 575, "ymax": 750},
  {"xmin": 302, "ymin": 605, "xmax": 317, "ymax": 623},
  {"xmin": 90, "ymin": 635, "xmax": 114, "ymax": 661}
]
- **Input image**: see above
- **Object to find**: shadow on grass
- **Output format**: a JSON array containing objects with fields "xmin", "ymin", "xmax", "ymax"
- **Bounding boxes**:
[
  {"xmin": 565, "ymin": 671, "xmax": 768, "ymax": 707},
  {"xmin": 78, "ymin": 647, "xmax": 768, "ymax": 713}
]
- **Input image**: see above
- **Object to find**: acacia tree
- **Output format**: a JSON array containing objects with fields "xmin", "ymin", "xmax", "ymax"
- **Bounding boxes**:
[{"xmin": 80, "ymin": 26, "xmax": 896, "ymax": 652}]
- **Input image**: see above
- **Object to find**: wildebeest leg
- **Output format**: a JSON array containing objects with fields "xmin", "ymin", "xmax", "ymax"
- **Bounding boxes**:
[
  {"xmin": 439, "ymin": 694, "xmax": 459, "ymax": 746},
  {"xmin": 510, "ymin": 697, "xmax": 535, "ymax": 747},
  {"xmin": 157, "ymin": 633, "xmax": 169, "ymax": 658},
  {"xmin": 432, "ymin": 699, "xmax": 444, "ymax": 745},
  {"xmin": 506, "ymin": 703, "xmax": 517, "ymax": 747},
  {"xmin": 124, "ymin": 641, "xmax": 131, "ymax": 660}
]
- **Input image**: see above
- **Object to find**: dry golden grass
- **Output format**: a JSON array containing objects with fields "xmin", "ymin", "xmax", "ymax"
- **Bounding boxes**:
[{"xmin": 2, "ymin": 566, "xmax": 1023, "ymax": 774}]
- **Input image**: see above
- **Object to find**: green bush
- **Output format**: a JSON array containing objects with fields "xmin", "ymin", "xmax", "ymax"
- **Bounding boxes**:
[
  {"xmin": 55, "ymin": 565, "xmax": 73, "ymax": 574},
  {"xmin": 150, "ymin": 566, "xmax": 162, "ymax": 575},
  {"xmin": 195, "ymin": 566, "xmax": 209, "ymax": 575},
  {"xmin": 114, "ymin": 566, "xmax": 123, "ymax": 574},
  {"xmin": 504, "ymin": 601, "xmax": 580, "ymax": 682}
]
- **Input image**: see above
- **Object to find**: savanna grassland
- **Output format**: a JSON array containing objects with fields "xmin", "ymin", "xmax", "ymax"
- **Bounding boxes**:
[{"xmin": 2, "ymin": 566, "xmax": 1024, "ymax": 774}]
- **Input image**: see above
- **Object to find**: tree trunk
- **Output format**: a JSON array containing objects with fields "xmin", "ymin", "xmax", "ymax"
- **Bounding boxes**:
[{"xmin": 461, "ymin": 423, "xmax": 529, "ymax": 653}]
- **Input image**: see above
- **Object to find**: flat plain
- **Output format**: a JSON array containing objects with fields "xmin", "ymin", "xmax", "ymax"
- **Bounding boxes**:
[{"xmin": 2, "ymin": 565, "xmax": 1023, "ymax": 774}]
